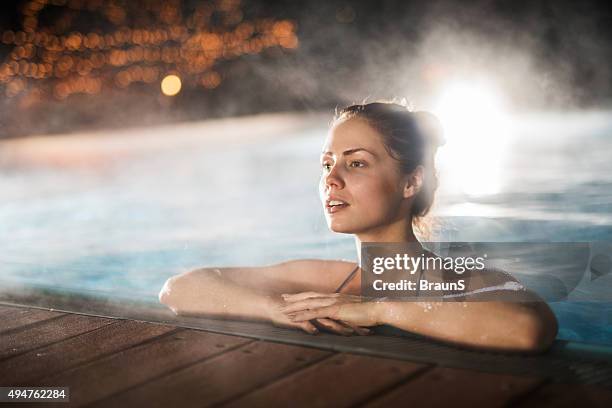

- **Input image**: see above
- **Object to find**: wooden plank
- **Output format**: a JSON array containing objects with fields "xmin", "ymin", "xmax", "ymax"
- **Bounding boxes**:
[
  {"xmin": 38, "ymin": 329, "xmax": 253, "ymax": 407},
  {"xmin": 91, "ymin": 340, "xmax": 335, "ymax": 408},
  {"xmin": 514, "ymin": 383, "xmax": 612, "ymax": 407},
  {"xmin": 363, "ymin": 366, "xmax": 545, "ymax": 408},
  {"xmin": 1, "ymin": 320, "xmax": 177, "ymax": 385},
  {"xmin": 0, "ymin": 314, "xmax": 114, "ymax": 360},
  {"xmin": 0, "ymin": 304, "xmax": 26, "ymax": 316},
  {"xmin": 0, "ymin": 307, "xmax": 65, "ymax": 333},
  {"xmin": 221, "ymin": 352, "xmax": 428, "ymax": 408}
]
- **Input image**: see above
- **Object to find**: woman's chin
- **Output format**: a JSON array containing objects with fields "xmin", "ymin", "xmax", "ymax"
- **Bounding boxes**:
[{"xmin": 327, "ymin": 221, "xmax": 355, "ymax": 234}]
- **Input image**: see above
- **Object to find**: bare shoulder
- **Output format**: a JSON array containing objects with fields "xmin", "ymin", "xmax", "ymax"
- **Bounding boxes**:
[
  {"xmin": 213, "ymin": 258, "xmax": 358, "ymax": 294},
  {"xmin": 278, "ymin": 258, "xmax": 357, "ymax": 274},
  {"xmin": 271, "ymin": 258, "xmax": 359, "ymax": 292}
]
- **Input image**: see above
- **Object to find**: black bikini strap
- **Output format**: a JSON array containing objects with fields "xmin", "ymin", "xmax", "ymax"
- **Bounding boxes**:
[{"xmin": 334, "ymin": 264, "xmax": 360, "ymax": 293}]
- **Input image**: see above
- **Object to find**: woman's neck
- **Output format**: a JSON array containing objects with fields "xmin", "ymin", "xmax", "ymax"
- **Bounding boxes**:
[{"xmin": 354, "ymin": 218, "xmax": 419, "ymax": 264}]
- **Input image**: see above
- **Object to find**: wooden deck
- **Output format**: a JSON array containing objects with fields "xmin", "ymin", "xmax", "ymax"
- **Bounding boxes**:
[{"xmin": 1, "ymin": 304, "xmax": 612, "ymax": 407}]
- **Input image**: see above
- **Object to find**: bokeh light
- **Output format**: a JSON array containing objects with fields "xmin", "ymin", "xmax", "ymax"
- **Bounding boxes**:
[
  {"xmin": 0, "ymin": 0, "xmax": 299, "ymax": 101},
  {"xmin": 160, "ymin": 74, "xmax": 181, "ymax": 96}
]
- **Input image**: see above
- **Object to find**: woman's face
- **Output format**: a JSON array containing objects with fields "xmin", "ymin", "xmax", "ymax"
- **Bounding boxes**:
[{"xmin": 319, "ymin": 117, "xmax": 409, "ymax": 235}]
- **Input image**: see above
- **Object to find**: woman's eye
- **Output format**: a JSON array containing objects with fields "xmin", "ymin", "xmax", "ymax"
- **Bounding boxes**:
[
  {"xmin": 322, "ymin": 163, "xmax": 332, "ymax": 171},
  {"xmin": 349, "ymin": 161, "xmax": 365, "ymax": 168}
]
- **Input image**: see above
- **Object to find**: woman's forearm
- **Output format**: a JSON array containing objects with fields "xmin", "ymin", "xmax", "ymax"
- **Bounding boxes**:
[
  {"xmin": 374, "ymin": 300, "xmax": 558, "ymax": 352},
  {"xmin": 159, "ymin": 268, "xmax": 277, "ymax": 322}
]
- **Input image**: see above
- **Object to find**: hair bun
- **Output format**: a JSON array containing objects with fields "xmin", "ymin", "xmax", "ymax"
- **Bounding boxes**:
[{"xmin": 413, "ymin": 111, "xmax": 446, "ymax": 149}]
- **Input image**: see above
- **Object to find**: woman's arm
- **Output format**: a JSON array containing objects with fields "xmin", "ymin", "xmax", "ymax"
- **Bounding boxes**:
[
  {"xmin": 282, "ymin": 268, "xmax": 559, "ymax": 352},
  {"xmin": 158, "ymin": 259, "xmax": 361, "ymax": 334},
  {"xmin": 159, "ymin": 268, "xmax": 279, "ymax": 321},
  {"xmin": 373, "ymin": 266, "xmax": 559, "ymax": 352},
  {"xmin": 375, "ymin": 252, "xmax": 559, "ymax": 351},
  {"xmin": 374, "ymin": 299, "xmax": 558, "ymax": 353}
]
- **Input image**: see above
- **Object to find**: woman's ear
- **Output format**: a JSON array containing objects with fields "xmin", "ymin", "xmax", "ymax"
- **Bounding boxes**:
[{"xmin": 403, "ymin": 165, "xmax": 425, "ymax": 199}]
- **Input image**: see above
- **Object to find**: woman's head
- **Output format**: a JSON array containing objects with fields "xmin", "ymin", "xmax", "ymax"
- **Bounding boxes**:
[{"xmin": 319, "ymin": 101, "xmax": 444, "ymax": 240}]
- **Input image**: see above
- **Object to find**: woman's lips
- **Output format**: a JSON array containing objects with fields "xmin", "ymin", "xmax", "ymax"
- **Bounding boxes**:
[{"xmin": 326, "ymin": 203, "xmax": 349, "ymax": 214}]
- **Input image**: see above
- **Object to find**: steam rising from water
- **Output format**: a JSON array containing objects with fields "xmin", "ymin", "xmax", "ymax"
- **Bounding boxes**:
[
  {"xmin": 1, "ymin": 110, "xmax": 611, "ymax": 298},
  {"xmin": 256, "ymin": 0, "xmax": 612, "ymax": 113},
  {"xmin": 1, "ymin": 109, "xmax": 611, "ymax": 344},
  {"xmin": 1, "ymin": 1, "xmax": 610, "ymax": 137}
]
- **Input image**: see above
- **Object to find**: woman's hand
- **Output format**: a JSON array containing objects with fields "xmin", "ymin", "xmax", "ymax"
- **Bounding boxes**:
[
  {"xmin": 265, "ymin": 295, "xmax": 321, "ymax": 335},
  {"xmin": 278, "ymin": 291, "xmax": 381, "ymax": 335},
  {"xmin": 265, "ymin": 294, "xmax": 371, "ymax": 336}
]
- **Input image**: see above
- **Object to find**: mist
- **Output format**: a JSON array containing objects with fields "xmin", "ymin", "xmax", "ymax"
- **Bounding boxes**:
[{"xmin": 1, "ymin": 0, "xmax": 611, "ymax": 137}]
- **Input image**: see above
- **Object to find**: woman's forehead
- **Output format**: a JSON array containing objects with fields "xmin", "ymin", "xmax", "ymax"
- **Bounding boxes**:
[{"xmin": 323, "ymin": 118, "xmax": 385, "ymax": 155}]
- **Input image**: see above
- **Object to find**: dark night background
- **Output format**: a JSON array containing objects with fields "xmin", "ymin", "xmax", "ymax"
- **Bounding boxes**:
[{"xmin": 1, "ymin": 0, "xmax": 612, "ymax": 137}]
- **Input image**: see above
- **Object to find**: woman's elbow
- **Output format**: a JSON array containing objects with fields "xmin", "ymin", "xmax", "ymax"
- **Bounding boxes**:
[
  {"xmin": 159, "ymin": 269, "xmax": 213, "ymax": 315},
  {"xmin": 514, "ymin": 305, "xmax": 558, "ymax": 353},
  {"xmin": 158, "ymin": 275, "xmax": 185, "ymax": 315}
]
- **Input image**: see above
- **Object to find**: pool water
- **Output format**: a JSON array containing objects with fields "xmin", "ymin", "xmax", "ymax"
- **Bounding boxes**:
[{"xmin": 1, "ymin": 111, "xmax": 611, "ymax": 345}]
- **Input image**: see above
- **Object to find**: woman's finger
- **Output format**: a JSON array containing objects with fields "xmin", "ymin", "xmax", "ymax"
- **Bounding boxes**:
[
  {"xmin": 281, "ymin": 292, "xmax": 339, "ymax": 302},
  {"xmin": 342, "ymin": 322, "xmax": 372, "ymax": 336},
  {"xmin": 314, "ymin": 318, "xmax": 354, "ymax": 336},
  {"xmin": 279, "ymin": 297, "xmax": 337, "ymax": 314},
  {"xmin": 271, "ymin": 315, "xmax": 319, "ymax": 334},
  {"xmin": 298, "ymin": 320, "xmax": 319, "ymax": 335},
  {"xmin": 290, "ymin": 305, "xmax": 338, "ymax": 322}
]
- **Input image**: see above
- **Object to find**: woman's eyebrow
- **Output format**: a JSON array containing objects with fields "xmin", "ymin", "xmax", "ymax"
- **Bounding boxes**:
[{"xmin": 321, "ymin": 148, "xmax": 377, "ymax": 157}]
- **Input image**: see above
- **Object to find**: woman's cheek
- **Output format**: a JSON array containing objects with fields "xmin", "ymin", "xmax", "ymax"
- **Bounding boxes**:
[
  {"xmin": 371, "ymin": 178, "xmax": 404, "ymax": 214},
  {"xmin": 354, "ymin": 179, "xmax": 391, "ymax": 211}
]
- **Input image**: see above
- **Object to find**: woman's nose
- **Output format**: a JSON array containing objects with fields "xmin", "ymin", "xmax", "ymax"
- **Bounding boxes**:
[{"xmin": 324, "ymin": 164, "xmax": 345, "ymax": 189}]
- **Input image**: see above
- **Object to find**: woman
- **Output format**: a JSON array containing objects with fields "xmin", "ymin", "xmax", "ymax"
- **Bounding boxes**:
[{"xmin": 159, "ymin": 102, "xmax": 558, "ymax": 353}]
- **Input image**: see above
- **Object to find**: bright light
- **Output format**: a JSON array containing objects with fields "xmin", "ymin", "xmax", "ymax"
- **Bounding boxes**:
[
  {"xmin": 433, "ymin": 80, "xmax": 510, "ymax": 196},
  {"xmin": 161, "ymin": 74, "xmax": 182, "ymax": 96}
]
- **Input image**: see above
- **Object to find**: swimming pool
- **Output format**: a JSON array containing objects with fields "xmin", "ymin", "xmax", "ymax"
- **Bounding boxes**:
[{"xmin": 1, "ymin": 111, "xmax": 611, "ymax": 345}]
